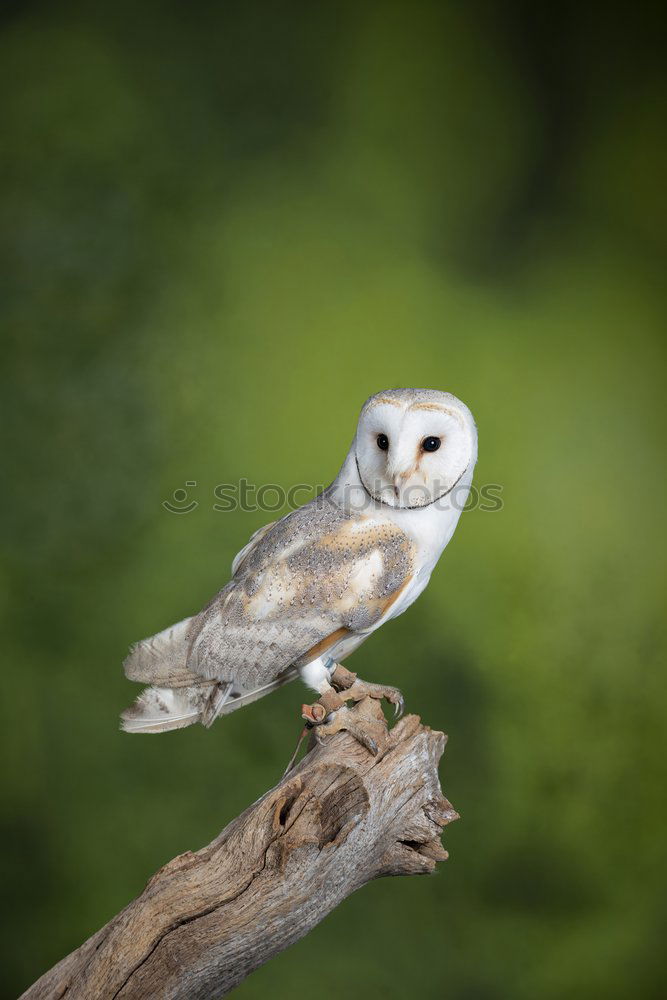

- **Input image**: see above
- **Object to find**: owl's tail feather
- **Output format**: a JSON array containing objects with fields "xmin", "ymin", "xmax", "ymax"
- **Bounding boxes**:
[
  {"xmin": 120, "ymin": 683, "xmax": 213, "ymax": 734},
  {"xmin": 121, "ymin": 669, "xmax": 300, "ymax": 734}
]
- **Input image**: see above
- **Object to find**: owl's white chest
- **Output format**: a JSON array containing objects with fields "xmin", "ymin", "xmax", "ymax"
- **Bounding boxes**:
[{"xmin": 365, "ymin": 488, "xmax": 468, "ymax": 632}]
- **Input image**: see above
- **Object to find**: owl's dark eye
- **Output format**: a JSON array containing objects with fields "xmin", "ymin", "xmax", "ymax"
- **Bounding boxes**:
[
  {"xmin": 422, "ymin": 436, "xmax": 441, "ymax": 452},
  {"xmin": 376, "ymin": 433, "xmax": 389, "ymax": 451}
]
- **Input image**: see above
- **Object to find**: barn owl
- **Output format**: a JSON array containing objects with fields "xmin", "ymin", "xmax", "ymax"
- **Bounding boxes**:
[{"xmin": 121, "ymin": 388, "xmax": 477, "ymax": 748}]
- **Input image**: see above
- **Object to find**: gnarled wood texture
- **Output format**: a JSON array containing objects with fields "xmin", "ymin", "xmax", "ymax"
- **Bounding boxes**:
[{"xmin": 21, "ymin": 699, "xmax": 458, "ymax": 1000}]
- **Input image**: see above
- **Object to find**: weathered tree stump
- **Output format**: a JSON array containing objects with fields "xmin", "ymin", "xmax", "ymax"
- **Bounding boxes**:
[{"xmin": 21, "ymin": 698, "xmax": 458, "ymax": 999}]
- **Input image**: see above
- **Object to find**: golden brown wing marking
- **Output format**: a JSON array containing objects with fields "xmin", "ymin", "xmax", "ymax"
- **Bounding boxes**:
[
  {"xmin": 298, "ymin": 626, "xmax": 352, "ymax": 665},
  {"xmin": 379, "ymin": 573, "xmax": 413, "ymax": 616}
]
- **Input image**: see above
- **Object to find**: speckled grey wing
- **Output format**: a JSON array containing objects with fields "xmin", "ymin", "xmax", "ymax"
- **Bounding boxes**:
[{"xmin": 185, "ymin": 495, "xmax": 415, "ymax": 695}]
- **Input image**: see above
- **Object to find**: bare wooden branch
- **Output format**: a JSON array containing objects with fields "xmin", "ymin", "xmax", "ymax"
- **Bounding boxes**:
[{"xmin": 21, "ymin": 699, "xmax": 458, "ymax": 1000}]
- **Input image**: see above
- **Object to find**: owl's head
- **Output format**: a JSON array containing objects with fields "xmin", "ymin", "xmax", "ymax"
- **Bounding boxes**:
[{"xmin": 354, "ymin": 388, "xmax": 477, "ymax": 509}]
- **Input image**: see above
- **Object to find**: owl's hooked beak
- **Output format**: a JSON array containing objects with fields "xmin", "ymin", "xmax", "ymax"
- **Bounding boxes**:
[{"xmin": 392, "ymin": 471, "xmax": 413, "ymax": 501}]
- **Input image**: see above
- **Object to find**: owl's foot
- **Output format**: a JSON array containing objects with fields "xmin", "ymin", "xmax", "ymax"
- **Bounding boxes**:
[
  {"xmin": 329, "ymin": 664, "xmax": 404, "ymax": 717},
  {"xmin": 300, "ymin": 669, "xmax": 402, "ymax": 755},
  {"xmin": 331, "ymin": 667, "xmax": 404, "ymax": 719},
  {"xmin": 301, "ymin": 702, "xmax": 387, "ymax": 756},
  {"xmin": 301, "ymin": 673, "xmax": 403, "ymax": 729},
  {"xmin": 346, "ymin": 681, "xmax": 404, "ymax": 718}
]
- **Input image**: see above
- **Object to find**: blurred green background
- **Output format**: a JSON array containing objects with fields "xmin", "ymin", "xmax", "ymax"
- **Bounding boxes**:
[{"xmin": 2, "ymin": 1, "xmax": 666, "ymax": 997}]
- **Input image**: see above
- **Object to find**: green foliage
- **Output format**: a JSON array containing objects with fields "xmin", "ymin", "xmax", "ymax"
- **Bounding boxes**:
[{"xmin": 1, "ymin": 2, "xmax": 665, "ymax": 997}]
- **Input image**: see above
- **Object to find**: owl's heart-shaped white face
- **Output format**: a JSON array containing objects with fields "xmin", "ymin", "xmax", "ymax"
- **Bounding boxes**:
[{"xmin": 355, "ymin": 395, "xmax": 473, "ymax": 509}]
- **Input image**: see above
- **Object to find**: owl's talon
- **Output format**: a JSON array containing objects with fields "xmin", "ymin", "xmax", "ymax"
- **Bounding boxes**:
[{"xmin": 338, "ymin": 679, "xmax": 404, "ymax": 718}]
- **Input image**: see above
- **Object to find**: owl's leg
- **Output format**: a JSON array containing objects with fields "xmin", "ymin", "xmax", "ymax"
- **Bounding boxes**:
[{"xmin": 299, "ymin": 657, "xmax": 403, "ymax": 756}]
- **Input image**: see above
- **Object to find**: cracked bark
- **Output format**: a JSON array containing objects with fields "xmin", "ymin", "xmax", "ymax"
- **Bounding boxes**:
[{"xmin": 20, "ymin": 699, "xmax": 458, "ymax": 1000}]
